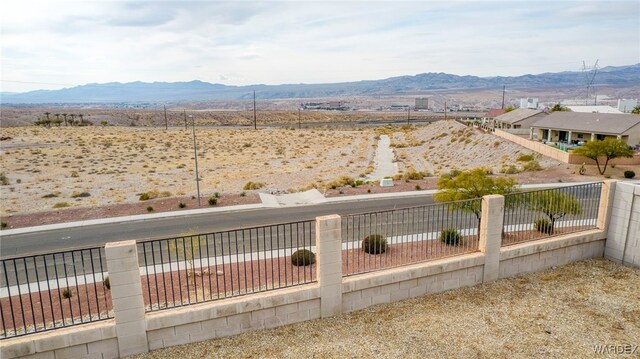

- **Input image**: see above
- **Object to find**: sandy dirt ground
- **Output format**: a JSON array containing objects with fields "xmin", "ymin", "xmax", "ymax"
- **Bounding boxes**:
[{"xmin": 1, "ymin": 121, "xmax": 637, "ymax": 229}]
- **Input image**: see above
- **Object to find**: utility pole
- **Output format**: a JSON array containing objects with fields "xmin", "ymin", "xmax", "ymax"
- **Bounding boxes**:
[
  {"xmin": 253, "ymin": 90, "xmax": 257, "ymax": 130},
  {"xmin": 298, "ymin": 108, "xmax": 301, "ymax": 129},
  {"xmin": 190, "ymin": 115, "xmax": 201, "ymax": 207},
  {"xmin": 183, "ymin": 110, "xmax": 187, "ymax": 130},
  {"xmin": 444, "ymin": 101, "xmax": 447, "ymax": 121},
  {"xmin": 501, "ymin": 85, "xmax": 505, "ymax": 109},
  {"xmin": 407, "ymin": 107, "xmax": 410, "ymax": 125},
  {"xmin": 164, "ymin": 105, "xmax": 168, "ymax": 130}
]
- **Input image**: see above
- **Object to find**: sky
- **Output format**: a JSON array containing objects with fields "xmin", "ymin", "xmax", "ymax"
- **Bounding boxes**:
[{"xmin": 1, "ymin": 0, "xmax": 639, "ymax": 93}]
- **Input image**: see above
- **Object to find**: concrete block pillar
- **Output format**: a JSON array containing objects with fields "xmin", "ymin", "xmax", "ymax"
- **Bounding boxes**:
[
  {"xmin": 105, "ymin": 240, "xmax": 149, "ymax": 357},
  {"xmin": 597, "ymin": 180, "xmax": 617, "ymax": 230},
  {"xmin": 479, "ymin": 195, "xmax": 505, "ymax": 283},
  {"xmin": 315, "ymin": 214, "xmax": 343, "ymax": 318}
]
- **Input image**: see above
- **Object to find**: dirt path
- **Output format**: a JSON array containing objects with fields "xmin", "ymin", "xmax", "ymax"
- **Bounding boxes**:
[{"xmin": 365, "ymin": 135, "xmax": 397, "ymax": 181}]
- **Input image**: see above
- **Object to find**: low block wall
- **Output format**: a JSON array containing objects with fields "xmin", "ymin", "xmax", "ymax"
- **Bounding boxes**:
[
  {"xmin": 342, "ymin": 254, "xmax": 484, "ymax": 312},
  {"xmin": 145, "ymin": 285, "xmax": 320, "ymax": 351},
  {"xmin": 1, "ymin": 320, "xmax": 118, "ymax": 359},
  {"xmin": 605, "ymin": 182, "xmax": 640, "ymax": 267},
  {"xmin": 499, "ymin": 230, "xmax": 606, "ymax": 278}
]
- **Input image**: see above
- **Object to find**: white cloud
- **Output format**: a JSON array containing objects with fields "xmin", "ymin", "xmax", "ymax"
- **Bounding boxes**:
[{"xmin": 1, "ymin": 1, "xmax": 638, "ymax": 92}]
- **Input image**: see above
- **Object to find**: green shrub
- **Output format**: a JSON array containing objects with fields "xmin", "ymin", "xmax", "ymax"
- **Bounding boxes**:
[
  {"xmin": 291, "ymin": 249, "xmax": 316, "ymax": 266},
  {"xmin": 440, "ymin": 228, "xmax": 461, "ymax": 245},
  {"xmin": 1, "ymin": 222, "xmax": 7, "ymax": 229},
  {"xmin": 71, "ymin": 191, "xmax": 91, "ymax": 198},
  {"xmin": 362, "ymin": 234, "xmax": 388, "ymax": 254},
  {"xmin": 534, "ymin": 218, "xmax": 553, "ymax": 234},
  {"xmin": 522, "ymin": 160, "xmax": 542, "ymax": 171},
  {"xmin": 178, "ymin": 202, "xmax": 186, "ymax": 208},
  {"xmin": 0, "ymin": 173, "xmax": 9, "ymax": 185},
  {"xmin": 415, "ymin": 185, "xmax": 422, "ymax": 190},
  {"xmin": 208, "ymin": 197, "xmax": 218, "ymax": 206},
  {"xmin": 240, "ymin": 191, "xmax": 246, "ymax": 197},
  {"xmin": 516, "ymin": 154, "xmax": 535, "ymax": 162},
  {"xmin": 53, "ymin": 202, "xmax": 70, "ymax": 208},
  {"xmin": 139, "ymin": 192, "xmax": 150, "ymax": 201},
  {"xmin": 146, "ymin": 206, "xmax": 154, "ymax": 212},
  {"xmin": 104, "ymin": 276, "xmax": 111, "ymax": 290},
  {"xmin": 214, "ymin": 192, "xmax": 221, "ymax": 198},
  {"xmin": 62, "ymin": 288, "xmax": 73, "ymax": 299},
  {"xmin": 624, "ymin": 170, "xmax": 636, "ymax": 179},
  {"xmin": 243, "ymin": 181, "xmax": 265, "ymax": 190}
]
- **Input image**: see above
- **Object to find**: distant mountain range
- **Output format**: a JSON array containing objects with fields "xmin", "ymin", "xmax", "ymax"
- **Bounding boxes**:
[{"xmin": 2, "ymin": 64, "xmax": 638, "ymax": 104}]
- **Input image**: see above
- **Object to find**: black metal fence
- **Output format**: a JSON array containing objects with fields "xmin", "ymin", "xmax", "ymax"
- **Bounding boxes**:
[
  {"xmin": 0, "ymin": 247, "xmax": 111, "ymax": 339},
  {"xmin": 137, "ymin": 220, "xmax": 316, "ymax": 311},
  {"xmin": 502, "ymin": 182, "xmax": 602, "ymax": 246},
  {"xmin": 342, "ymin": 199, "xmax": 481, "ymax": 277}
]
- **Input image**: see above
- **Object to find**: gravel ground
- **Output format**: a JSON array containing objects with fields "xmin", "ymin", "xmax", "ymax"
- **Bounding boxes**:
[{"xmin": 130, "ymin": 258, "xmax": 639, "ymax": 359}]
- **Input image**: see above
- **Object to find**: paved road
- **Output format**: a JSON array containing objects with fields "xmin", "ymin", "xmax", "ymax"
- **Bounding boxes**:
[{"xmin": 1, "ymin": 195, "xmax": 437, "ymax": 257}]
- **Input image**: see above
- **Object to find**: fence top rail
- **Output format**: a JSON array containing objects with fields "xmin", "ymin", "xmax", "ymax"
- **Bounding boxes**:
[
  {"xmin": 341, "ymin": 197, "xmax": 482, "ymax": 219},
  {"xmin": 0, "ymin": 244, "xmax": 105, "ymax": 261},
  {"xmin": 137, "ymin": 219, "xmax": 315, "ymax": 245},
  {"xmin": 503, "ymin": 181, "xmax": 603, "ymax": 199}
]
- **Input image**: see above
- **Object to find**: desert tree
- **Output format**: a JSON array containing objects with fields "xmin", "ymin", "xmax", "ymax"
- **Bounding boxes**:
[
  {"xmin": 433, "ymin": 168, "xmax": 517, "ymax": 220},
  {"xmin": 523, "ymin": 189, "xmax": 581, "ymax": 234},
  {"xmin": 573, "ymin": 138, "xmax": 634, "ymax": 175}
]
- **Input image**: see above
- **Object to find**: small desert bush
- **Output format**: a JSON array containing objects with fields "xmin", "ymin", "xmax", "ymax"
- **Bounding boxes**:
[
  {"xmin": 243, "ymin": 181, "xmax": 265, "ymax": 190},
  {"xmin": 362, "ymin": 234, "xmax": 388, "ymax": 254},
  {"xmin": 53, "ymin": 202, "xmax": 70, "ymax": 208},
  {"xmin": 291, "ymin": 249, "xmax": 316, "ymax": 266},
  {"xmin": 178, "ymin": 202, "xmax": 186, "ymax": 208},
  {"xmin": 62, "ymin": 288, "xmax": 73, "ymax": 299},
  {"xmin": 327, "ymin": 175, "xmax": 356, "ymax": 189},
  {"xmin": 139, "ymin": 189, "xmax": 172, "ymax": 201},
  {"xmin": 208, "ymin": 197, "xmax": 218, "ymax": 206},
  {"xmin": 71, "ymin": 191, "xmax": 91, "ymax": 198},
  {"xmin": 146, "ymin": 206, "xmax": 154, "ymax": 212},
  {"xmin": 1, "ymin": 222, "xmax": 7, "ymax": 229},
  {"xmin": 0, "ymin": 173, "xmax": 9, "ymax": 185},
  {"xmin": 240, "ymin": 191, "xmax": 246, "ymax": 197},
  {"xmin": 440, "ymin": 228, "xmax": 461, "ymax": 245},
  {"xmin": 516, "ymin": 153, "xmax": 535, "ymax": 162},
  {"xmin": 522, "ymin": 160, "xmax": 542, "ymax": 171},
  {"xmin": 499, "ymin": 165, "xmax": 520, "ymax": 174},
  {"xmin": 624, "ymin": 170, "xmax": 636, "ymax": 179},
  {"xmin": 534, "ymin": 218, "xmax": 553, "ymax": 234},
  {"xmin": 104, "ymin": 276, "xmax": 111, "ymax": 290},
  {"xmin": 403, "ymin": 167, "xmax": 426, "ymax": 181}
]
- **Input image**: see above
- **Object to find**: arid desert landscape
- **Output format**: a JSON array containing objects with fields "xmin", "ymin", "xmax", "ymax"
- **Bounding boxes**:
[{"xmin": 2, "ymin": 118, "xmax": 627, "ymax": 226}]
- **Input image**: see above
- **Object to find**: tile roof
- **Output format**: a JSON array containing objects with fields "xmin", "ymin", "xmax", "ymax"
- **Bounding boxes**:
[{"xmin": 531, "ymin": 112, "xmax": 640, "ymax": 135}]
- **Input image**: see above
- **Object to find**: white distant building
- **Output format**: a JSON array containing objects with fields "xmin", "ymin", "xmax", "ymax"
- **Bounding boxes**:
[
  {"xmin": 519, "ymin": 98, "xmax": 539, "ymax": 109},
  {"xmin": 566, "ymin": 105, "xmax": 623, "ymax": 114},
  {"xmin": 618, "ymin": 99, "xmax": 638, "ymax": 113}
]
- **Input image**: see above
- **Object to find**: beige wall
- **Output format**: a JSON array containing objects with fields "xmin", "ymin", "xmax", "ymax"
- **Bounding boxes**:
[
  {"xmin": 494, "ymin": 128, "xmax": 640, "ymax": 165},
  {"xmin": 605, "ymin": 182, "xmax": 640, "ymax": 268}
]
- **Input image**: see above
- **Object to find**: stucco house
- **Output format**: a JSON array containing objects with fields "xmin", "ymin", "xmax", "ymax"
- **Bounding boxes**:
[{"xmin": 530, "ymin": 112, "xmax": 640, "ymax": 148}]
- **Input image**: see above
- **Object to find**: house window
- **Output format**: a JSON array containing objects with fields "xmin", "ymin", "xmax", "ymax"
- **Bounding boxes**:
[{"xmin": 577, "ymin": 134, "xmax": 583, "ymax": 139}]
